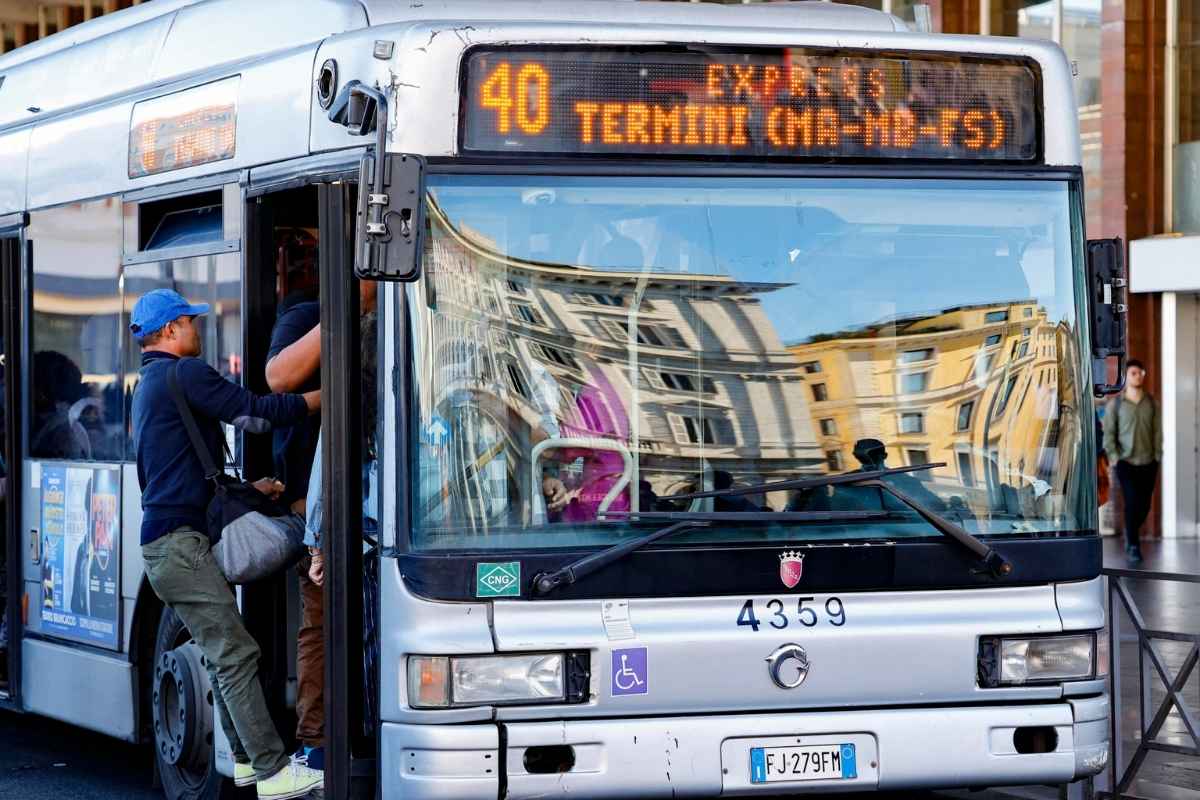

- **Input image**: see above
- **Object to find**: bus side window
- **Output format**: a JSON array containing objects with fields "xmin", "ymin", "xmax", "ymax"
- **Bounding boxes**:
[
  {"xmin": 122, "ymin": 254, "xmax": 243, "ymax": 463},
  {"xmin": 28, "ymin": 200, "xmax": 124, "ymax": 463}
]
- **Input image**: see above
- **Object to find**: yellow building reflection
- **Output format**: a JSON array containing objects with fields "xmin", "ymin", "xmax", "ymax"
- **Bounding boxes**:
[{"xmin": 788, "ymin": 300, "xmax": 1082, "ymax": 518}]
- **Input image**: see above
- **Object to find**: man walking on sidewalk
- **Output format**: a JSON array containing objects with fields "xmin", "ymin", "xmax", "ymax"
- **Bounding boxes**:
[
  {"xmin": 129, "ymin": 289, "xmax": 322, "ymax": 799},
  {"xmin": 1103, "ymin": 359, "xmax": 1162, "ymax": 564}
]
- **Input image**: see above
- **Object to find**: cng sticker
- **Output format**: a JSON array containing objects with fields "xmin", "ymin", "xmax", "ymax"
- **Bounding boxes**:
[{"xmin": 476, "ymin": 562, "xmax": 521, "ymax": 597}]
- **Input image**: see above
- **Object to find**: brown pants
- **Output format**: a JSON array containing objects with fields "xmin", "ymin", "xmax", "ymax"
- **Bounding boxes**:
[{"xmin": 296, "ymin": 557, "xmax": 325, "ymax": 748}]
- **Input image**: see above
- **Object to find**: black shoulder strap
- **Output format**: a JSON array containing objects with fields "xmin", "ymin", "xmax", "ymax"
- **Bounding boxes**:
[{"xmin": 166, "ymin": 359, "xmax": 222, "ymax": 482}]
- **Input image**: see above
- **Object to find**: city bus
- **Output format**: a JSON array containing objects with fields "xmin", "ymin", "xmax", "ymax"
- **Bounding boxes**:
[{"xmin": 0, "ymin": 0, "xmax": 1127, "ymax": 798}]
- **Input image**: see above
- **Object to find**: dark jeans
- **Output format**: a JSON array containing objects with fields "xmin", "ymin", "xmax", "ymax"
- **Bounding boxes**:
[{"xmin": 1115, "ymin": 460, "xmax": 1158, "ymax": 550}]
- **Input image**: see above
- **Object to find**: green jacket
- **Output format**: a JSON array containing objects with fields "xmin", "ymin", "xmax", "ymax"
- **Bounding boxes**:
[{"xmin": 1103, "ymin": 393, "xmax": 1162, "ymax": 466}]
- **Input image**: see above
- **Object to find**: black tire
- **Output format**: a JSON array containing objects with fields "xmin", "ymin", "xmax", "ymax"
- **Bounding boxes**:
[{"xmin": 152, "ymin": 607, "xmax": 246, "ymax": 800}]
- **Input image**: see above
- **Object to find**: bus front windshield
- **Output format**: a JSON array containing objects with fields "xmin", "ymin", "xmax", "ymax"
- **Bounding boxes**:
[{"xmin": 408, "ymin": 174, "xmax": 1092, "ymax": 551}]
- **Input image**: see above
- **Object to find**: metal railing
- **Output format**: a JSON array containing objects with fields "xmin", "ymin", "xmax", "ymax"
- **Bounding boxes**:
[{"xmin": 1105, "ymin": 566, "xmax": 1200, "ymax": 799}]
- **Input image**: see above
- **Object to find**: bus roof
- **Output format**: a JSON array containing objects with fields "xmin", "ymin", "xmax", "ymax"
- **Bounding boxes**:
[
  {"xmin": 0, "ymin": 0, "xmax": 903, "ymax": 142},
  {"xmin": 363, "ymin": 0, "xmax": 905, "ymax": 30},
  {"xmin": 0, "ymin": 0, "xmax": 901, "ymax": 74}
]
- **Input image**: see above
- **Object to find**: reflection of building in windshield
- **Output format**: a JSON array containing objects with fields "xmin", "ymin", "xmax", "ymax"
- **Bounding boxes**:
[
  {"xmin": 788, "ymin": 300, "xmax": 1081, "ymax": 519},
  {"xmin": 417, "ymin": 221, "xmax": 824, "ymax": 529}
]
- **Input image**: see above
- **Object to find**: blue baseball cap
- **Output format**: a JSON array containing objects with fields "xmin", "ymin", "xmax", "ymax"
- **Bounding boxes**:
[{"xmin": 129, "ymin": 289, "xmax": 209, "ymax": 340}]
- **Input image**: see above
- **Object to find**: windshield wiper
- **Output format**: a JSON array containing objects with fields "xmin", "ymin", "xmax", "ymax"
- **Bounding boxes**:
[
  {"xmin": 665, "ymin": 463, "xmax": 938, "ymax": 501},
  {"xmin": 669, "ymin": 463, "xmax": 1014, "ymax": 579},
  {"xmin": 531, "ymin": 465, "xmax": 1013, "ymax": 596},
  {"xmin": 530, "ymin": 510, "xmax": 890, "ymax": 596}
]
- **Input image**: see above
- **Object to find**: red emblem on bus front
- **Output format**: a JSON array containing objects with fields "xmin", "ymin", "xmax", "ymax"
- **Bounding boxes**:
[{"xmin": 779, "ymin": 551, "xmax": 805, "ymax": 589}]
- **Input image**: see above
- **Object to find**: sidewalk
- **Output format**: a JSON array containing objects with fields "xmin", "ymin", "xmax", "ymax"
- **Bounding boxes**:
[
  {"xmin": 1103, "ymin": 535, "xmax": 1200, "ymax": 800},
  {"xmin": 979, "ymin": 537, "xmax": 1200, "ymax": 800}
]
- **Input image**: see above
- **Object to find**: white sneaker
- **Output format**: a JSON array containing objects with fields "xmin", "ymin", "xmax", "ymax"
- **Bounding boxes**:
[
  {"xmin": 234, "ymin": 761, "xmax": 255, "ymax": 787},
  {"xmin": 256, "ymin": 755, "xmax": 323, "ymax": 800}
]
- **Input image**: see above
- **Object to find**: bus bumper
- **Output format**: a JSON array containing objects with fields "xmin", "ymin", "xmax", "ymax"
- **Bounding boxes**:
[{"xmin": 381, "ymin": 695, "xmax": 1109, "ymax": 798}]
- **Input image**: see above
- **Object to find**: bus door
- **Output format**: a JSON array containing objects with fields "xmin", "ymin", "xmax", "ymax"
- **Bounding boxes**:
[
  {"xmin": 319, "ymin": 81, "xmax": 427, "ymax": 797},
  {"xmin": 0, "ymin": 213, "xmax": 24, "ymax": 709},
  {"xmin": 241, "ymin": 179, "xmax": 324, "ymax": 751},
  {"xmin": 316, "ymin": 178, "xmax": 375, "ymax": 800},
  {"xmin": 245, "ymin": 156, "xmax": 371, "ymax": 797}
]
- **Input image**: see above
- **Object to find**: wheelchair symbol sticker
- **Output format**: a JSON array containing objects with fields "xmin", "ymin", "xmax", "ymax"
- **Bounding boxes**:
[{"xmin": 611, "ymin": 647, "xmax": 648, "ymax": 696}]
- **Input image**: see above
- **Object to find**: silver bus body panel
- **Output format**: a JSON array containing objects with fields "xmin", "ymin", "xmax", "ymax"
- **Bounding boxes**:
[
  {"xmin": 22, "ymin": 638, "xmax": 137, "ymax": 741},
  {"xmin": 486, "ymin": 583, "xmax": 1068, "ymax": 718},
  {"xmin": 1055, "ymin": 575, "xmax": 1106, "ymax": 630},
  {"xmin": 381, "ymin": 702, "xmax": 1098, "ymax": 799},
  {"xmin": 361, "ymin": 0, "xmax": 907, "ymax": 32},
  {"xmin": 0, "ymin": 12, "xmax": 178, "ymax": 132},
  {"xmin": 380, "ymin": 548, "xmax": 496, "ymax": 725},
  {"xmin": 0, "ymin": 0, "xmax": 367, "ymax": 132},
  {"xmin": 121, "ymin": 463, "xmax": 146, "ymax": 606},
  {"xmin": 1068, "ymin": 694, "xmax": 1110, "ymax": 776},
  {"xmin": 380, "ymin": 721, "xmax": 501, "ymax": 800},
  {"xmin": 26, "ymin": 102, "xmax": 131, "ymax": 212},
  {"xmin": 24, "ymin": 46, "xmax": 319, "ymax": 211},
  {"xmin": 0, "ymin": 0, "xmax": 198, "ymax": 73},
  {"xmin": 0, "ymin": 130, "xmax": 30, "ymax": 213}
]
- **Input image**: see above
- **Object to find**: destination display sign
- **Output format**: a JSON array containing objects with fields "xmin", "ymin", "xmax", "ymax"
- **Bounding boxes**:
[{"xmin": 462, "ymin": 47, "xmax": 1040, "ymax": 161}]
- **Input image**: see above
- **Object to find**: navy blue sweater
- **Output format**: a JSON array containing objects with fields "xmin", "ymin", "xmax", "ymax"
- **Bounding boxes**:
[
  {"xmin": 268, "ymin": 295, "xmax": 321, "ymax": 507},
  {"xmin": 132, "ymin": 352, "xmax": 309, "ymax": 545}
]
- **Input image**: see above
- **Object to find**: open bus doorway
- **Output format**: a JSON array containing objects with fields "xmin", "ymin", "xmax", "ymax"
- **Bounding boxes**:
[
  {"xmin": 244, "ymin": 178, "xmax": 375, "ymax": 797},
  {"xmin": 0, "ymin": 231, "xmax": 17, "ymax": 705},
  {"xmin": 243, "ymin": 183, "xmax": 323, "ymax": 768},
  {"xmin": 250, "ymin": 178, "xmax": 375, "ymax": 798}
]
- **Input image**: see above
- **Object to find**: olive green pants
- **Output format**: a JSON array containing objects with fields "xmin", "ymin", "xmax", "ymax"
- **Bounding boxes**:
[{"xmin": 142, "ymin": 528, "xmax": 289, "ymax": 780}]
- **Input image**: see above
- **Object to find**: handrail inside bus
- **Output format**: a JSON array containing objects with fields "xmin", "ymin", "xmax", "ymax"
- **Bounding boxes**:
[{"xmin": 530, "ymin": 437, "xmax": 635, "ymax": 526}]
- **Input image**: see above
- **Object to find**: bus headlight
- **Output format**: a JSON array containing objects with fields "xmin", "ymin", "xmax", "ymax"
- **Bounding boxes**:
[
  {"xmin": 979, "ymin": 634, "xmax": 1096, "ymax": 687},
  {"xmin": 408, "ymin": 652, "xmax": 589, "ymax": 708}
]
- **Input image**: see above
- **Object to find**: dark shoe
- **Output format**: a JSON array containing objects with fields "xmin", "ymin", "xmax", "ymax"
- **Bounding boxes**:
[
  {"xmin": 1126, "ymin": 546, "xmax": 1144, "ymax": 564},
  {"xmin": 300, "ymin": 746, "xmax": 324, "ymax": 772}
]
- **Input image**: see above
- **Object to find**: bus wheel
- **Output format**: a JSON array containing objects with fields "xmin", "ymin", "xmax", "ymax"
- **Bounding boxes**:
[{"xmin": 152, "ymin": 607, "xmax": 240, "ymax": 800}]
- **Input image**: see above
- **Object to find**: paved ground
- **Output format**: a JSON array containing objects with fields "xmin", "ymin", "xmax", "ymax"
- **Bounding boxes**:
[
  {"xmin": 0, "ymin": 709, "xmax": 1033, "ymax": 799},
  {"xmin": 1105, "ymin": 536, "xmax": 1200, "ymax": 799},
  {"xmin": 0, "ymin": 707, "xmax": 160, "ymax": 799}
]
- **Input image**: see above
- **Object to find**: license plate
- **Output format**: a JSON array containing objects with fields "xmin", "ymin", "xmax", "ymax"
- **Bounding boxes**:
[{"xmin": 749, "ymin": 743, "xmax": 857, "ymax": 784}]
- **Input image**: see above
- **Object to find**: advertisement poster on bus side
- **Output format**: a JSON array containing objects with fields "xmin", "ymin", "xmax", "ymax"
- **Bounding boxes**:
[{"xmin": 39, "ymin": 465, "xmax": 120, "ymax": 649}]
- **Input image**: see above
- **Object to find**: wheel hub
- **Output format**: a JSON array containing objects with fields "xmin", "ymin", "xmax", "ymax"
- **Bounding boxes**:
[{"xmin": 153, "ymin": 641, "xmax": 212, "ymax": 772}]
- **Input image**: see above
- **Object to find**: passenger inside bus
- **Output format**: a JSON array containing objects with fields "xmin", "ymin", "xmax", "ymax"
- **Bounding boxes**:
[
  {"xmin": 31, "ymin": 350, "xmax": 92, "ymax": 460},
  {"xmin": 788, "ymin": 438, "xmax": 954, "ymax": 516},
  {"xmin": 263, "ymin": 226, "xmax": 327, "ymax": 773},
  {"xmin": 537, "ymin": 381, "xmax": 633, "ymax": 524},
  {"xmin": 293, "ymin": 276, "xmax": 382, "ymax": 745}
]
